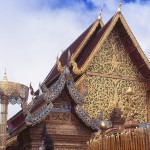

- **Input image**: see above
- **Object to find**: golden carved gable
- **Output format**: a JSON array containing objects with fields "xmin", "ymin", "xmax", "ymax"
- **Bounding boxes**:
[
  {"xmin": 87, "ymin": 29, "xmax": 143, "ymax": 78},
  {"xmin": 76, "ymin": 29, "xmax": 147, "ymax": 123}
]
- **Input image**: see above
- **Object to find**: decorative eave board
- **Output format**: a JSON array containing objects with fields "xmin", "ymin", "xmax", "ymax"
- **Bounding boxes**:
[{"xmin": 71, "ymin": 12, "xmax": 150, "ymax": 79}]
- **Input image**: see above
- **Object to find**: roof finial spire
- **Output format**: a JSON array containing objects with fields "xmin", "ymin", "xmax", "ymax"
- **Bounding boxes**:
[
  {"xmin": 67, "ymin": 50, "xmax": 71, "ymax": 66},
  {"xmin": 98, "ymin": 4, "xmax": 103, "ymax": 20},
  {"xmin": 3, "ymin": 67, "xmax": 8, "ymax": 81},
  {"xmin": 117, "ymin": 0, "xmax": 122, "ymax": 13}
]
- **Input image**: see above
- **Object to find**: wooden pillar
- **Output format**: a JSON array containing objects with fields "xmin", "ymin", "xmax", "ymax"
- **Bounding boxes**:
[
  {"xmin": 0, "ymin": 96, "xmax": 8, "ymax": 150},
  {"xmin": 146, "ymin": 80, "xmax": 150, "ymax": 122}
]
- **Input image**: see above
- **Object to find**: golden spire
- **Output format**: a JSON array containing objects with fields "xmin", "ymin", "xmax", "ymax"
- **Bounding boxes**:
[
  {"xmin": 117, "ymin": 0, "xmax": 122, "ymax": 13},
  {"xmin": 3, "ymin": 68, "xmax": 8, "ymax": 81},
  {"xmin": 97, "ymin": 4, "xmax": 103, "ymax": 20}
]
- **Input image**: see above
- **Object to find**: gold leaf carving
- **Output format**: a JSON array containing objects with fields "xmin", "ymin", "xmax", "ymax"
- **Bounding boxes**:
[{"xmin": 77, "ymin": 30, "xmax": 147, "ymax": 122}]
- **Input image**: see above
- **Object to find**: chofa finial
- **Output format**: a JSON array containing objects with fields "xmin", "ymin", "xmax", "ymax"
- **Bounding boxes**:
[
  {"xmin": 56, "ymin": 54, "xmax": 64, "ymax": 72},
  {"xmin": 67, "ymin": 50, "xmax": 71, "ymax": 66},
  {"xmin": 117, "ymin": 0, "xmax": 122, "ymax": 13},
  {"xmin": 98, "ymin": 4, "xmax": 103, "ymax": 20}
]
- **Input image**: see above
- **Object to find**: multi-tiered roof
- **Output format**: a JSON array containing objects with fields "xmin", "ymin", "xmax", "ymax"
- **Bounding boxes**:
[{"xmin": 7, "ymin": 9, "xmax": 150, "ymax": 145}]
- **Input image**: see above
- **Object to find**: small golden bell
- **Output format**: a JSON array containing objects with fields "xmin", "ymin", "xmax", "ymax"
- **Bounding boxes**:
[
  {"xmin": 101, "ymin": 121, "xmax": 106, "ymax": 127},
  {"xmin": 126, "ymin": 87, "xmax": 133, "ymax": 95}
]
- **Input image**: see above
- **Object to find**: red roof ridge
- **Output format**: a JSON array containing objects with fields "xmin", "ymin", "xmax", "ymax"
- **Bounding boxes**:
[
  {"xmin": 70, "ymin": 15, "xmax": 115, "ymax": 75},
  {"xmin": 71, "ymin": 19, "xmax": 104, "ymax": 60},
  {"xmin": 44, "ymin": 18, "xmax": 104, "ymax": 86}
]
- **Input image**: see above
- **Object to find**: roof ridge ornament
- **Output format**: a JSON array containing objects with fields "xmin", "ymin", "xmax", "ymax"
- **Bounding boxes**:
[
  {"xmin": 38, "ymin": 82, "xmax": 43, "ymax": 96},
  {"xmin": 56, "ymin": 55, "xmax": 64, "ymax": 72},
  {"xmin": 117, "ymin": 0, "xmax": 122, "ymax": 13},
  {"xmin": 67, "ymin": 49, "xmax": 71, "ymax": 66},
  {"xmin": 97, "ymin": 4, "xmax": 103, "ymax": 20}
]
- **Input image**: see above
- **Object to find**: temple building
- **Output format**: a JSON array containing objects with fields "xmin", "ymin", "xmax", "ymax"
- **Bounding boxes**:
[{"xmin": 5, "ymin": 6, "xmax": 150, "ymax": 150}]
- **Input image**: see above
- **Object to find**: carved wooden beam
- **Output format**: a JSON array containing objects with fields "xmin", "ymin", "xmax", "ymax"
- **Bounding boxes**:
[
  {"xmin": 128, "ymin": 48, "xmax": 136, "ymax": 55},
  {"xmin": 137, "ymin": 63, "xmax": 146, "ymax": 70},
  {"xmin": 86, "ymin": 72, "xmax": 144, "ymax": 81}
]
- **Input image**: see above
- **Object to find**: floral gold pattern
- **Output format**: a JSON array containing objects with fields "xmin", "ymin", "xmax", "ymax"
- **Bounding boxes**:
[{"xmin": 78, "ymin": 30, "xmax": 147, "ymax": 122}]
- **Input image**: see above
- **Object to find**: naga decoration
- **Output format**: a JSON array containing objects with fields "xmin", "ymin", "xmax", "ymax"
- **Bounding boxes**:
[
  {"xmin": 66, "ymin": 69, "xmax": 84, "ymax": 104},
  {"xmin": 41, "ymin": 65, "xmax": 84, "ymax": 105},
  {"xmin": 42, "ymin": 71, "xmax": 67, "ymax": 103},
  {"xmin": 75, "ymin": 104, "xmax": 99, "ymax": 130},
  {"xmin": 22, "ymin": 68, "xmax": 67, "ymax": 125},
  {"xmin": 25, "ymin": 103, "xmax": 53, "ymax": 126},
  {"xmin": 22, "ymin": 61, "xmax": 97, "ymax": 128},
  {"xmin": 67, "ymin": 78, "xmax": 84, "ymax": 104},
  {"xmin": 76, "ymin": 104, "xmax": 106, "ymax": 130},
  {"xmin": 56, "ymin": 56, "xmax": 64, "ymax": 73},
  {"xmin": 22, "ymin": 49, "xmax": 87, "ymax": 125},
  {"xmin": 22, "ymin": 84, "xmax": 43, "ymax": 115},
  {"xmin": 70, "ymin": 56, "xmax": 86, "ymax": 75}
]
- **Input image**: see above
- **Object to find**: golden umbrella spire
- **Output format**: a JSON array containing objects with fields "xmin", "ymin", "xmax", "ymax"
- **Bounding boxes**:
[
  {"xmin": 3, "ymin": 68, "xmax": 8, "ymax": 81},
  {"xmin": 0, "ymin": 69, "xmax": 29, "ymax": 150}
]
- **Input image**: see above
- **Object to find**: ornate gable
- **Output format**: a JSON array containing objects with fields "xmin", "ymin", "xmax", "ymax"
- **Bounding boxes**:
[
  {"xmin": 75, "ymin": 15, "xmax": 148, "ymax": 123},
  {"xmin": 71, "ymin": 13, "xmax": 150, "ymax": 80},
  {"xmin": 87, "ymin": 29, "xmax": 143, "ymax": 78}
]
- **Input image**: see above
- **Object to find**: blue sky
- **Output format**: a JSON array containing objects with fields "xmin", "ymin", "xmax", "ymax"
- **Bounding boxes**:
[
  {"xmin": 16, "ymin": 0, "xmax": 150, "ymax": 10},
  {"xmin": 0, "ymin": 0, "xmax": 150, "ymax": 118},
  {"xmin": 15, "ymin": 0, "xmax": 149, "ymax": 9}
]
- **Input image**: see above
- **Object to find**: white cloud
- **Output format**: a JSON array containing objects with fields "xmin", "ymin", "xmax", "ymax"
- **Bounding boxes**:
[
  {"xmin": 0, "ymin": 1, "xmax": 90, "ymax": 119},
  {"xmin": 0, "ymin": 0, "xmax": 149, "ymax": 119}
]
